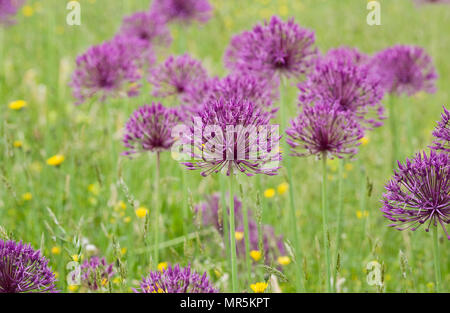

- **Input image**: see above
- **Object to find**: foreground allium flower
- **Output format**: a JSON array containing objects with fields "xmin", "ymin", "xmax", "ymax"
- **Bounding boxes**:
[
  {"xmin": 225, "ymin": 16, "xmax": 317, "ymax": 81},
  {"xmin": 0, "ymin": 0, "xmax": 24, "ymax": 25},
  {"xmin": 430, "ymin": 106, "xmax": 450, "ymax": 153},
  {"xmin": 371, "ymin": 45, "xmax": 438, "ymax": 96},
  {"xmin": 194, "ymin": 194, "xmax": 286, "ymax": 265},
  {"xmin": 123, "ymin": 102, "xmax": 183, "ymax": 155},
  {"xmin": 148, "ymin": 54, "xmax": 210, "ymax": 108},
  {"xmin": 119, "ymin": 11, "xmax": 172, "ymax": 49},
  {"xmin": 298, "ymin": 54, "xmax": 385, "ymax": 129},
  {"xmin": 80, "ymin": 256, "xmax": 114, "ymax": 291},
  {"xmin": 323, "ymin": 46, "xmax": 370, "ymax": 67},
  {"xmin": 208, "ymin": 74, "xmax": 279, "ymax": 114},
  {"xmin": 286, "ymin": 101, "xmax": 364, "ymax": 159},
  {"xmin": 0, "ymin": 240, "xmax": 57, "ymax": 293},
  {"xmin": 71, "ymin": 36, "xmax": 147, "ymax": 105},
  {"xmin": 182, "ymin": 97, "xmax": 281, "ymax": 176},
  {"xmin": 381, "ymin": 151, "xmax": 449, "ymax": 239},
  {"xmin": 135, "ymin": 264, "xmax": 218, "ymax": 293},
  {"xmin": 150, "ymin": 0, "xmax": 212, "ymax": 24}
]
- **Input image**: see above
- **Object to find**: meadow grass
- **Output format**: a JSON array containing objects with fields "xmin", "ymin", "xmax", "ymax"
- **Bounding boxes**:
[{"xmin": 0, "ymin": 0, "xmax": 449, "ymax": 292}]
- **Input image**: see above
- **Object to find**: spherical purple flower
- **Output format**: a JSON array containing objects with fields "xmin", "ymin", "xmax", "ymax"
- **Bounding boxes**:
[
  {"xmin": 208, "ymin": 74, "xmax": 279, "ymax": 115},
  {"xmin": 370, "ymin": 45, "xmax": 438, "ymax": 96},
  {"xmin": 298, "ymin": 54, "xmax": 385, "ymax": 129},
  {"xmin": 430, "ymin": 106, "xmax": 450, "ymax": 153},
  {"xmin": 150, "ymin": 0, "xmax": 212, "ymax": 24},
  {"xmin": 225, "ymin": 16, "xmax": 318, "ymax": 81},
  {"xmin": 381, "ymin": 151, "xmax": 449, "ymax": 239},
  {"xmin": 286, "ymin": 101, "xmax": 364, "ymax": 159},
  {"xmin": 118, "ymin": 11, "xmax": 172, "ymax": 49},
  {"xmin": 182, "ymin": 97, "xmax": 281, "ymax": 176},
  {"xmin": 323, "ymin": 46, "xmax": 370, "ymax": 67},
  {"xmin": 134, "ymin": 264, "xmax": 218, "ymax": 293},
  {"xmin": 80, "ymin": 256, "xmax": 114, "ymax": 291},
  {"xmin": 70, "ymin": 36, "xmax": 148, "ymax": 105},
  {"xmin": 0, "ymin": 240, "xmax": 57, "ymax": 293},
  {"xmin": 0, "ymin": 0, "xmax": 24, "ymax": 25},
  {"xmin": 414, "ymin": 0, "xmax": 450, "ymax": 5},
  {"xmin": 123, "ymin": 102, "xmax": 183, "ymax": 156},
  {"xmin": 148, "ymin": 54, "xmax": 210, "ymax": 109}
]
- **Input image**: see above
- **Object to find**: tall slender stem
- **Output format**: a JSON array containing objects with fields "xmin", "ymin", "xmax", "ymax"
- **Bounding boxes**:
[
  {"xmin": 433, "ymin": 226, "xmax": 441, "ymax": 292},
  {"xmin": 153, "ymin": 152, "xmax": 161, "ymax": 266},
  {"xmin": 389, "ymin": 95, "xmax": 398, "ymax": 169},
  {"xmin": 228, "ymin": 174, "xmax": 238, "ymax": 292},
  {"xmin": 241, "ymin": 187, "xmax": 252, "ymax": 285},
  {"xmin": 333, "ymin": 158, "xmax": 344, "ymax": 290},
  {"xmin": 321, "ymin": 155, "xmax": 332, "ymax": 292},
  {"xmin": 280, "ymin": 79, "xmax": 303, "ymax": 292},
  {"xmin": 219, "ymin": 175, "xmax": 231, "ymax": 273}
]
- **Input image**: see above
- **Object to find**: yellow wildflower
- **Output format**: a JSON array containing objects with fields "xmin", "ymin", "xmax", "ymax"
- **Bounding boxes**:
[
  {"xmin": 13, "ymin": 140, "xmax": 23, "ymax": 148},
  {"xmin": 360, "ymin": 137, "xmax": 370, "ymax": 146},
  {"xmin": 277, "ymin": 255, "xmax": 291, "ymax": 266},
  {"xmin": 123, "ymin": 216, "xmax": 131, "ymax": 223},
  {"xmin": 250, "ymin": 282, "xmax": 268, "ymax": 293},
  {"xmin": 72, "ymin": 254, "xmax": 80, "ymax": 262},
  {"xmin": 68, "ymin": 285, "xmax": 79, "ymax": 292},
  {"xmin": 121, "ymin": 247, "xmax": 127, "ymax": 256},
  {"xmin": 88, "ymin": 183, "xmax": 100, "ymax": 196},
  {"xmin": 250, "ymin": 250, "xmax": 262, "ymax": 262},
  {"xmin": 264, "ymin": 188, "xmax": 275, "ymax": 198},
  {"xmin": 277, "ymin": 182, "xmax": 289, "ymax": 195},
  {"xmin": 113, "ymin": 277, "xmax": 121, "ymax": 285},
  {"xmin": 101, "ymin": 278, "xmax": 108, "ymax": 286},
  {"xmin": 46, "ymin": 154, "xmax": 65, "ymax": 166},
  {"xmin": 9, "ymin": 100, "xmax": 27, "ymax": 110},
  {"xmin": 22, "ymin": 192, "xmax": 32, "ymax": 201},
  {"xmin": 51, "ymin": 246, "xmax": 61, "ymax": 255},
  {"xmin": 345, "ymin": 163, "xmax": 354, "ymax": 172},
  {"xmin": 356, "ymin": 210, "xmax": 369, "ymax": 219},
  {"xmin": 22, "ymin": 5, "xmax": 34, "ymax": 17},
  {"xmin": 235, "ymin": 231, "xmax": 244, "ymax": 241},
  {"xmin": 135, "ymin": 207, "xmax": 148, "ymax": 219},
  {"xmin": 158, "ymin": 262, "xmax": 168, "ymax": 272}
]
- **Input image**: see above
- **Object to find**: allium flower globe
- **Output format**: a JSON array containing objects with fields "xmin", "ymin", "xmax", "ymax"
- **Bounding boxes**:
[
  {"xmin": 123, "ymin": 102, "xmax": 183, "ymax": 156},
  {"xmin": 430, "ymin": 106, "xmax": 450, "ymax": 153},
  {"xmin": 80, "ymin": 256, "xmax": 114, "ymax": 291},
  {"xmin": 371, "ymin": 45, "xmax": 438, "ymax": 96},
  {"xmin": 298, "ymin": 55, "xmax": 385, "ymax": 129},
  {"xmin": 70, "ymin": 36, "xmax": 148, "ymax": 105},
  {"xmin": 323, "ymin": 46, "xmax": 370, "ymax": 67},
  {"xmin": 225, "ymin": 16, "xmax": 317, "ymax": 81},
  {"xmin": 135, "ymin": 264, "xmax": 218, "ymax": 293},
  {"xmin": 0, "ymin": 0, "xmax": 24, "ymax": 25},
  {"xmin": 182, "ymin": 97, "xmax": 281, "ymax": 176},
  {"xmin": 150, "ymin": 0, "xmax": 212, "ymax": 24},
  {"xmin": 0, "ymin": 240, "xmax": 57, "ymax": 293},
  {"xmin": 381, "ymin": 151, "xmax": 449, "ymax": 239},
  {"xmin": 286, "ymin": 101, "xmax": 364, "ymax": 159}
]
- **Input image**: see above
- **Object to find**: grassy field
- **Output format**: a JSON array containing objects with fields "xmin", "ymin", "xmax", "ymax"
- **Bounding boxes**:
[{"xmin": 0, "ymin": 0, "xmax": 449, "ymax": 293}]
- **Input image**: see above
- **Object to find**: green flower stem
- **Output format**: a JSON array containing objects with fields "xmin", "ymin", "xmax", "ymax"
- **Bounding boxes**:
[
  {"xmin": 433, "ymin": 226, "xmax": 441, "ymax": 292},
  {"xmin": 333, "ymin": 158, "xmax": 344, "ymax": 290},
  {"xmin": 321, "ymin": 155, "xmax": 332, "ymax": 293},
  {"xmin": 228, "ymin": 174, "xmax": 238, "ymax": 292},
  {"xmin": 219, "ymin": 174, "xmax": 231, "ymax": 273},
  {"xmin": 241, "ymin": 185, "xmax": 252, "ymax": 285},
  {"xmin": 153, "ymin": 152, "xmax": 161, "ymax": 266},
  {"xmin": 389, "ymin": 95, "xmax": 398, "ymax": 169}
]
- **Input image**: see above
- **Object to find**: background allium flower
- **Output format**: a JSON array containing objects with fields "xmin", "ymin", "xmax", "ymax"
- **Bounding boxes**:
[
  {"xmin": 381, "ymin": 151, "xmax": 449, "ymax": 239},
  {"xmin": 0, "ymin": 0, "xmax": 24, "ymax": 25},
  {"xmin": 149, "ymin": 54, "xmax": 210, "ymax": 108},
  {"xmin": 194, "ymin": 194, "xmax": 287, "ymax": 265},
  {"xmin": 150, "ymin": 0, "xmax": 212, "ymax": 24},
  {"xmin": 225, "ymin": 16, "xmax": 317, "ymax": 81},
  {"xmin": 0, "ymin": 240, "xmax": 57, "ymax": 293},
  {"xmin": 182, "ymin": 97, "xmax": 281, "ymax": 176},
  {"xmin": 135, "ymin": 264, "xmax": 218, "ymax": 293},
  {"xmin": 71, "ymin": 36, "xmax": 147, "ymax": 105},
  {"xmin": 371, "ymin": 45, "xmax": 438, "ymax": 96},
  {"xmin": 286, "ymin": 101, "xmax": 364, "ymax": 159},
  {"xmin": 123, "ymin": 102, "xmax": 183, "ymax": 155},
  {"xmin": 323, "ymin": 46, "xmax": 370, "ymax": 67},
  {"xmin": 119, "ymin": 11, "xmax": 172, "ymax": 49},
  {"xmin": 208, "ymin": 74, "xmax": 279, "ymax": 115},
  {"xmin": 430, "ymin": 106, "xmax": 450, "ymax": 152},
  {"xmin": 80, "ymin": 256, "xmax": 114, "ymax": 291},
  {"xmin": 414, "ymin": 0, "xmax": 450, "ymax": 5},
  {"xmin": 298, "ymin": 55, "xmax": 385, "ymax": 129}
]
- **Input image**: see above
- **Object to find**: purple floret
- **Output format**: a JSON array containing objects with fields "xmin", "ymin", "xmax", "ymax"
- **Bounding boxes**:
[{"xmin": 430, "ymin": 106, "xmax": 450, "ymax": 153}]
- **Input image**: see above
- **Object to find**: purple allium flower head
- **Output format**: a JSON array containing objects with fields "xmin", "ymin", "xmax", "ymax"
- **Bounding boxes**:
[
  {"xmin": 414, "ymin": 0, "xmax": 450, "ymax": 5},
  {"xmin": 0, "ymin": 240, "xmax": 57, "ymax": 293},
  {"xmin": 150, "ymin": 0, "xmax": 212, "ymax": 24},
  {"xmin": 70, "ymin": 36, "xmax": 149, "ymax": 105},
  {"xmin": 323, "ymin": 46, "xmax": 370, "ymax": 67},
  {"xmin": 430, "ymin": 106, "xmax": 450, "ymax": 153},
  {"xmin": 0, "ymin": 0, "xmax": 24, "ymax": 25},
  {"xmin": 381, "ymin": 150, "xmax": 449, "ymax": 239},
  {"xmin": 286, "ymin": 101, "xmax": 364, "ymax": 159},
  {"xmin": 208, "ymin": 74, "xmax": 280, "ymax": 115},
  {"xmin": 225, "ymin": 16, "xmax": 317, "ymax": 81},
  {"xmin": 118, "ymin": 11, "xmax": 172, "ymax": 49},
  {"xmin": 194, "ymin": 194, "xmax": 286, "ymax": 265},
  {"xmin": 123, "ymin": 102, "xmax": 183, "ymax": 155},
  {"xmin": 149, "ymin": 54, "xmax": 211, "ymax": 109},
  {"xmin": 298, "ymin": 53, "xmax": 385, "ymax": 129},
  {"xmin": 134, "ymin": 264, "xmax": 218, "ymax": 293},
  {"xmin": 370, "ymin": 45, "xmax": 438, "ymax": 96},
  {"xmin": 80, "ymin": 256, "xmax": 114, "ymax": 291},
  {"xmin": 182, "ymin": 97, "xmax": 281, "ymax": 176}
]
